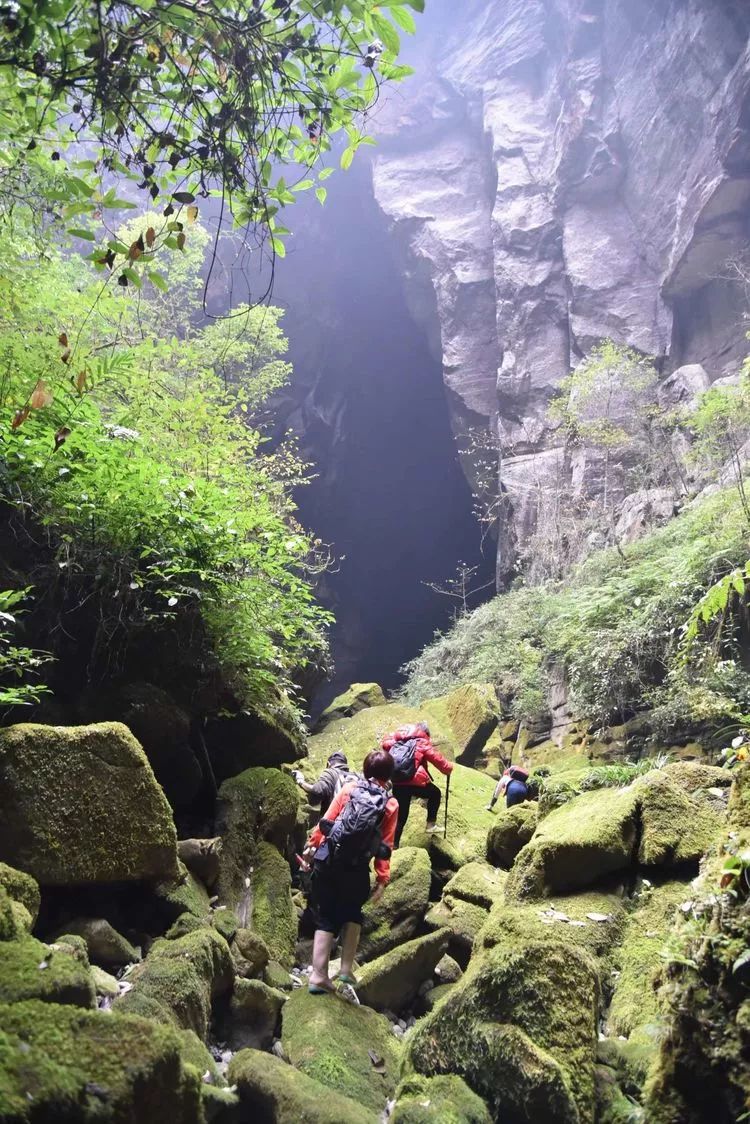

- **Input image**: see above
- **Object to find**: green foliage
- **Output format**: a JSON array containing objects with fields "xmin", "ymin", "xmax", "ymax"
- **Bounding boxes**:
[
  {"xmin": 0, "ymin": 209, "xmax": 331, "ymax": 720},
  {"xmin": 403, "ymin": 487, "xmax": 750, "ymax": 731},
  {"xmin": 0, "ymin": 0, "xmax": 419, "ymax": 287},
  {"xmin": 0, "ymin": 589, "xmax": 51, "ymax": 708},
  {"xmin": 578, "ymin": 755, "xmax": 670, "ymax": 792}
]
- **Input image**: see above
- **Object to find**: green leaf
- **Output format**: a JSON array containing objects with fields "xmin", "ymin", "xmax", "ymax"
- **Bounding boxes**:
[
  {"xmin": 388, "ymin": 5, "xmax": 416, "ymax": 33},
  {"xmin": 315, "ymin": 187, "xmax": 327, "ymax": 205},
  {"xmin": 271, "ymin": 237, "xmax": 286, "ymax": 258},
  {"xmin": 340, "ymin": 146, "xmax": 354, "ymax": 170},
  {"xmin": 67, "ymin": 228, "xmax": 96, "ymax": 241},
  {"xmin": 147, "ymin": 270, "xmax": 168, "ymax": 291}
]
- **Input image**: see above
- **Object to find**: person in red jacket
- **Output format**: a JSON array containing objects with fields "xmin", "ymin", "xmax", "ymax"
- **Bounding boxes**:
[
  {"xmin": 301, "ymin": 749, "xmax": 398, "ymax": 995},
  {"xmin": 381, "ymin": 721, "xmax": 453, "ymax": 846}
]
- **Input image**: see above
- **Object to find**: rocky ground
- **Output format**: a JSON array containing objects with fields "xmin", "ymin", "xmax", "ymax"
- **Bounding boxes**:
[{"xmin": 0, "ymin": 684, "xmax": 748, "ymax": 1122}]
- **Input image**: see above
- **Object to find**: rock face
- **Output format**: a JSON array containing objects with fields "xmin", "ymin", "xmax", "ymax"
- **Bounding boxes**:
[
  {"xmin": 372, "ymin": 0, "xmax": 750, "ymax": 578},
  {"xmin": 0, "ymin": 723, "xmax": 179, "ymax": 887}
]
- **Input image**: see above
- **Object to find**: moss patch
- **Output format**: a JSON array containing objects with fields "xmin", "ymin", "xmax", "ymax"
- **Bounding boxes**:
[
  {"xmin": 443, "ymin": 862, "xmax": 507, "ymax": 910},
  {"xmin": 226, "ymin": 978, "xmax": 287, "ymax": 1050},
  {"xmin": 392, "ymin": 1074, "xmax": 491, "ymax": 1124},
  {"xmin": 408, "ymin": 941, "xmax": 599, "ymax": 1122},
  {"xmin": 423, "ymin": 683, "xmax": 499, "ymax": 766},
  {"xmin": 401, "ymin": 763, "xmax": 497, "ymax": 869},
  {"xmin": 249, "ymin": 841, "xmax": 296, "ymax": 968},
  {"xmin": 0, "ymin": 862, "xmax": 40, "ymax": 925},
  {"xmin": 318, "ymin": 683, "xmax": 387, "ymax": 727},
  {"xmin": 0, "ymin": 722, "xmax": 178, "ymax": 887},
  {"xmin": 360, "ymin": 847, "xmax": 431, "ymax": 962},
  {"xmin": 228, "ymin": 1047, "xmax": 377, "ymax": 1123},
  {"xmin": 0, "ymin": 936, "xmax": 95, "ymax": 1007},
  {"xmin": 154, "ymin": 861, "xmax": 211, "ymax": 923},
  {"xmin": 0, "ymin": 999, "xmax": 202, "ymax": 1121},
  {"xmin": 114, "ymin": 927, "xmax": 232, "ymax": 1039},
  {"xmin": 425, "ymin": 898, "xmax": 490, "ymax": 966},
  {"xmin": 281, "ymin": 988, "xmax": 400, "ymax": 1114},
  {"xmin": 635, "ymin": 771, "xmax": 725, "ymax": 867},
  {"xmin": 486, "ymin": 803, "xmax": 538, "ymax": 869}
]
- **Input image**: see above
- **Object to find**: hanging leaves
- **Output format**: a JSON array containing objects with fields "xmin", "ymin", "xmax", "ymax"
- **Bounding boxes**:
[
  {"xmin": 75, "ymin": 369, "xmax": 88, "ymax": 394},
  {"xmin": 145, "ymin": 226, "xmax": 156, "ymax": 248},
  {"xmin": 11, "ymin": 407, "xmax": 30, "ymax": 430},
  {"xmin": 30, "ymin": 380, "xmax": 53, "ymax": 409}
]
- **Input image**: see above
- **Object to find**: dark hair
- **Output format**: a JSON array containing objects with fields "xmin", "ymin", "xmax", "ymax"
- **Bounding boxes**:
[
  {"xmin": 363, "ymin": 749, "xmax": 394, "ymax": 782},
  {"xmin": 327, "ymin": 751, "xmax": 348, "ymax": 768},
  {"xmin": 415, "ymin": 721, "xmax": 430, "ymax": 736}
]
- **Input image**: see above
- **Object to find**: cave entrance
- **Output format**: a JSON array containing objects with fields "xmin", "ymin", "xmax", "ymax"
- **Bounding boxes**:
[{"xmin": 270, "ymin": 156, "xmax": 495, "ymax": 712}]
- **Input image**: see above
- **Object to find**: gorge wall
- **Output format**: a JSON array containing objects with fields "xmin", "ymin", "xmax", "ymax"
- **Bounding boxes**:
[{"xmin": 372, "ymin": 0, "xmax": 750, "ymax": 581}]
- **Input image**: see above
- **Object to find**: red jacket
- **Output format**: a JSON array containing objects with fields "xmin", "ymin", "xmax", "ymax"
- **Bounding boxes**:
[
  {"xmin": 307, "ymin": 781, "xmax": 398, "ymax": 885},
  {"xmin": 381, "ymin": 725, "xmax": 454, "ymax": 788}
]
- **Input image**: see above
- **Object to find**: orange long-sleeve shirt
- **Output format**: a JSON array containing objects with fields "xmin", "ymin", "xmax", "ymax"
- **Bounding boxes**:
[{"xmin": 307, "ymin": 781, "xmax": 399, "ymax": 885}]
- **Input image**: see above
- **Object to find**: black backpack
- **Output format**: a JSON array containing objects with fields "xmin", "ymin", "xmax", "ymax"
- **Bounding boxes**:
[
  {"xmin": 390, "ymin": 738, "xmax": 418, "ymax": 783},
  {"xmin": 326, "ymin": 777, "xmax": 388, "ymax": 867}
]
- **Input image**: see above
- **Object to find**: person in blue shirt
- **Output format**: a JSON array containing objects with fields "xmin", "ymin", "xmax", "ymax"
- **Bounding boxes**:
[{"xmin": 486, "ymin": 766, "xmax": 529, "ymax": 811}]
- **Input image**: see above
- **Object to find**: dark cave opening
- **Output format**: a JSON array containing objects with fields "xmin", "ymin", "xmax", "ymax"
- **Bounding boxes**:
[{"xmin": 267, "ymin": 157, "xmax": 495, "ymax": 711}]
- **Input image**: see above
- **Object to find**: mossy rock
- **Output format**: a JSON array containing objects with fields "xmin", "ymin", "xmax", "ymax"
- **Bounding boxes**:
[
  {"xmin": 425, "ymin": 898, "xmax": 490, "ymax": 966},
  {"xmin": 203, "ymin": 696, "xmax": 306, "ymax": 783},
  {"xmin": 607, "ymin": 880, "xmax": 693, "ymax": 1037},
  {"xmin": 216, "ymin": 766, "xmax": 298, "ymax": 914},
  {"xmin": 0, "ymin": 861, "xmax": 40, "ymax": 925},
  {"xmin": 635, "ymin": 769, "xmax": 726, "ymax": 867},
  {"xmin": 422, "ymin": 683, "xmax": 499, "ymax": 766},
  {"xmin": 92, "ymin": 965, "xmax": 120, "ymax": 998},
  {"xmin": 486, "ymin": 802, "xmax": 538, "ymax": 869},
  {"xmin": 52, "ymin": 916, "xmax": 140, "ymax": 968},
  {"xmin": 281, "ymin": 988, "xmax": 400, "ymax": 1114},
  {"xmin": 305, "ymin": 701, "xmax": 457, "ymax": 774},
  {"xmin": 407, "ymin": 941, "xmax": 599, "ymax": 1122},
  {"xmin": 442, "ymin": 862, "xmax": 507, "ymax": 910},
  {"xmin": 356, "ymin": 929, "xmax": 450, "ymax": 1013},
  {"xmin": 233, "ymin": 927, "xmax": 271, "ymax": 978},
  {"xmin": 0, "ymin": 999, "xmax": 202, "ymax": 1122},
  {"xmin": 434, "ymin": 954, "xmax": 463, "ymax": 984},
  {"xmin": 165, "ymin": 913, "xmax": 204, "ymax": 940},
  {"xmin": 317, "ymin": 683, "xmax": 388, "ymax": 728},
  {"xmin": 228, "ymin": 1047, "xmax": 377, "ymax": 1123},
  {"xmin": 114, "ymin": 927, "xmax": 233, "ymax": 1039},
  {"xmin": 0, "ymin": 722, "xmax": 178, "ymax": 887},
  {"xmin": 249, "ymin": 842, "xmax": 296, "ymax": 968},
  {"xmin": 476, "ymin": 891, "xmax": 627, "ymax": 981},
  {"xmin": 154, "ymin": 860, "xmax": 212, "ymax": 923},
  {"xmin": 0, "ymin": 936, "xmax": 95, "ymax": 1007},
  {"xmin": 728, "ymin": 762, "xmax": 750, "ymax": 828},
  {"xmin": 392, "ymin": 1074, "xmax": 491, "ymax": 1123},
  {"xmin": 226, "ymin": 978, "xmax": 287, "ymax": 1050},
  {"xmin": 359, "ymin": 847, "xmax": 431, "ymax": 962},
  {"xmin": 0, "ymin": 886, "xmax": 27, "ymax": 942}
]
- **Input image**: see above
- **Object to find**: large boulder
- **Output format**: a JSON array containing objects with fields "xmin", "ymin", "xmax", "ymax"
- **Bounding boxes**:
[
  {"xmin": 424, "ymin": 897, "xmax": 491, "ymax": 967},
  {"xmin": 486, "ymin": 802, "xmax": 538, "ymax": 868},
  {"xmin": 52, "ymin": 917, "xmax": 140, "ymax": 968},
  {"xmin": 81, "ymin": 682, "xmax": 202, "ymax": 809},
  {"xmin": 281, "ymin": 989, "xmax": 401, "ymax": 1115},
  {"xmin": 392, "ymin": 1074, "xmax": 491, "ymax": 1124},
  {"xmin": 113, "ymin": 928, "xmax": 233, "ymax": 1039},
  {"xmin": 636, "ymin": 767, "xmax": 727, "ymax": 867},
  {"xmin": 216, "ymin": 766, "xmax": 298, "ymax": 913},
  {"xmin": 0, "ymin": 1000, "xmax": 202, "ymax": 1122},
  {"xmin": 0, "ymin": 936, "xmax": 95, "ymax": 1008},
  {"xmin": 225, "ymin": 978, "xmax": 287, "ymax": 1051},
  {"xmin": 228, "ymin": 1047, "xmax": 377, "ymax": 1124},
  {"xmin": 0, "ymin": 722, "xmax": 179, "ymax": 887},
  {"xmin": 356, "ymin": 929, "xmax": 450, "ymax": 1013},
  {"xmin": 247, "ymin": 842, "xmax": 297, "ymax": 969},
  {"xmin": 317, "ymin": 683, "xmax": 387, "ymax": 728},
  {"xmin": 203, "ymin": 702, "xmax": 305, "ymax": 782},
  {"xmin": 0, "ymin": 862, "xmax": 40, "ymax": 926},
  {"xmin": 408, "ymin": 941, "xmax": 599, "ymax": 1123},
  {"xmin": 359, "ymin": 846, "xmax": 431, "ymax": 961},
  {"xmin": 442, "ymin": 862, "xmax": 507, "ymax": 910},
  {"xmin": 423, "ymin": 683, "xmax": 499, "ymax": 765}
]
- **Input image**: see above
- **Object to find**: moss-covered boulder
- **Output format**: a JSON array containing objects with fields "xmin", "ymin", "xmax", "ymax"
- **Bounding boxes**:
[
  {"xmin": 281, "ymin": 988, "xmax": 400, "ymax": 1114},
  {"xmin": 113, "ymin": 927, "xmax": 233, "ymax": 1039},
  {"xmin": 407, "ymin": 941, "xmax": 599, "ymax": 1123},
  {"xmin": 423, "ymin": 683, "xmax": 499, "ymax": 766},
  {"xmin": 608, "ymin": 880, "xmax": 689, "ymax": 1037},
  {"xmin": 204, "ymin": 698, "xmax": 305, "ymax": 783},
  {"xmin": 228, "ymin": 1047, "xmax": 377, "ymax": 1123},
  {"xmin": 154, "ymin": 860, "xmax": 212, "ymax": 924},
  {"xmin": 356, "ymin": 929, "xmax": 450, "ymax": 1013},
  {"xmin": 359, "ymin": 847, "xmax": 431, "ymax": 962},
  {"xmin": 52, "ymin": 917, "xmax": 140, "ymax": 968},
  {"xmin": 317, "ymin": 683, "xmax": 387, "ymax": 727},
  {"xmin": 233, "ymin": 927, "xmax": 271, "ymax": 978},
  {"xmin": 0, "ymin": 862, "xmax": 40, "ymax": 925},
  {"xmin": 225, "ymin": 978, "xmax": 287, "ymax": 1050},
  {"xmin": 177, "ymin": 836, "xmax": 222, "ymax": 890},
  {"xmin": 0, "ymin": 999, "xmax": 202, "ymax": 1122},
  {"xmin": 476, "ymin": 890, "xmax": 627, "ymax": 980},
  {"xmin": 425, "ymin": 897, "xmax": 490, "ymax": 966},
  {"xmin": 443, "ymin": 862, "xmax": 507, "ymax": 910},
  {"xmin": 248, "ymin": 842, "xmax": 296, "ymax": 968},
  {"xmin": 392, "ymin": 1074, "xmax": 491, "ymax": 1124},
  {"xmin": 486, "ymin": 802, "xmax": 538, "ymax": 869},
  {"xmin": 306, "ymin": 701, "xmax": 456, "ymax": 773},
  {"xmin": 636, "ymin": 769, "xmax": 724, "ymax": 867},
  {"xmin": 0, "ymin": 886, "xmax": 27, "ymax": 941},
  {"xmin": 0, "ymin": 936, "xmax": 96, "ymax": 1008},
  {"xmin": 216, "ymin": 766, "xmax": 297, "ymax": 915},
  {"xmin": 0, "ymin": 722, "xmax": 178, "ymax": 886}
]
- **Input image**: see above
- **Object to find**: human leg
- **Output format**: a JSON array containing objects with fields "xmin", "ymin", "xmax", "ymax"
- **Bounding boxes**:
[
  {"xmin": 394, "ymin": 786, "xmax": 413, "ymax": 846},
  {"xmin": 424, "ymin": 781, "xmax": 442, "ymax": 828},
  {"xmin": 339, "ymin": 922, "xmax": 362, "ymax": 981},
  {"xmin": 310, "ymin": 928, "xmax": 335, "ymax": 992},
  {"xmin": 487, "ymin": 777, "xmax": 505, "ymax": 811}
]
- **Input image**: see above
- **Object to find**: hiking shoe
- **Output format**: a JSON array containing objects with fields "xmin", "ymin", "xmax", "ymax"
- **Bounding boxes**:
[{"xmin": 425, "ymin": 824, "xmax": 444, "ymax": 835}]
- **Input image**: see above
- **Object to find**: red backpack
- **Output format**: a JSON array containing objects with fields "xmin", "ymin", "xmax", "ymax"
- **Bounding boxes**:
[{"xmin": 509, "ymin": 765, "xmax": 529, "ymax": 783}]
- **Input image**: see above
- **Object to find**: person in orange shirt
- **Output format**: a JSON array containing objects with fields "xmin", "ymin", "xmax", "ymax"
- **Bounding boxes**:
[{"xmin": 302, "ymin": 749, "xmax": 398, "ymax": 995}]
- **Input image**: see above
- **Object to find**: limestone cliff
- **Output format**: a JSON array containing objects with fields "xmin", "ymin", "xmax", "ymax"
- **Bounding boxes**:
[{"xmin": 372, "ymin": 0, "xmax": 750, "ymax": 579}]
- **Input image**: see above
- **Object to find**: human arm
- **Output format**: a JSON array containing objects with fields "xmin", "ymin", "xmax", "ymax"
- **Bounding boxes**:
[
  {"xmin": 306, "ymin": 784, "xmax": 351, "ymax": 850},
  {"xmin": 421, "ymin": 740, "xmax": 454, "ymax": 777},
  {"xmin": 372, "ymin": 797, "xmax": 398, "ymax": 886}
]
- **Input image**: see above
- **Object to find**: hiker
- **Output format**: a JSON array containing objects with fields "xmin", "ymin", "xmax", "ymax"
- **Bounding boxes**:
[
  {"xmin": 293, "ymin": 751, "xmax": 354, "ymax": 809},
  {"xmin": 300, "ymin": 749, "xmax": 398, "ymax": 995},
  {"xmin": 381, "ymin": 721, "xmax": 453, "ymax": 846},
  {"xmin": 487, "ymin": 764, "xmax": 529, "ymax": 811}
]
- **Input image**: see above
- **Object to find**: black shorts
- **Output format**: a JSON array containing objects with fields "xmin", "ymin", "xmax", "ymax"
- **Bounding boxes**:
[{"xmin": 311, "ymin": 860, "xmax": 371, "ymax": 935}]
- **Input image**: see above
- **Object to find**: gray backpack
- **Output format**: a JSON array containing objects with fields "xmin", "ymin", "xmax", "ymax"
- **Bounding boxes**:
[{"xmin": 326, "ymin": 777, "xmax": 387, "ymax": 867}]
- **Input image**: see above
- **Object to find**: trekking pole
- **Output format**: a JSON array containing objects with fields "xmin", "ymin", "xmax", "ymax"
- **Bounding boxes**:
[{"xmin": 443, "ymin": 772, "xmax": 450, "ymax": 838}]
